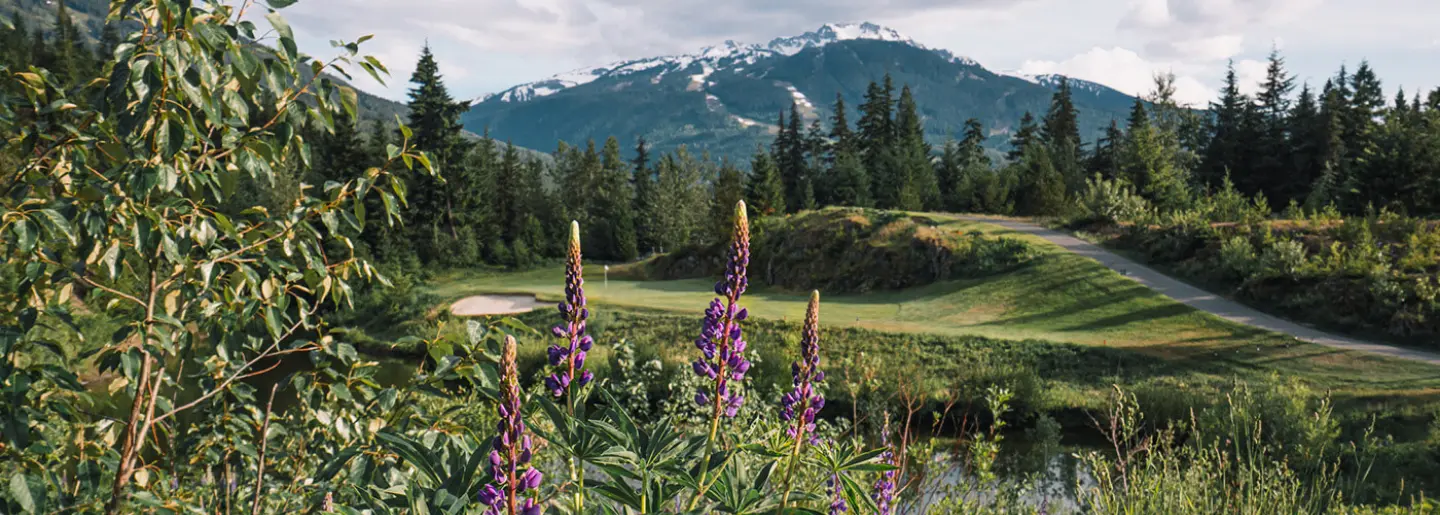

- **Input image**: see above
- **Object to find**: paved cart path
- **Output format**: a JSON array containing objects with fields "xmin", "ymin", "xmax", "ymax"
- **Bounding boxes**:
[{"xmin": 958, "ymin": 216, "xmax": 1440, "ymax": 367}]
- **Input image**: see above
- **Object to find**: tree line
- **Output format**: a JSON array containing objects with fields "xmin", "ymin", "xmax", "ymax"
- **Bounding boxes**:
[{"xmin": 756, "ymin": 52, "xmax": 1440, "ymax": 220}]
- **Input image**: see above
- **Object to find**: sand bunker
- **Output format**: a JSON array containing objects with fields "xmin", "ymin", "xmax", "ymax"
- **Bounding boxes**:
[{"xmin": 450, "ymin": 294, "xmax": 544, "ymax": 316}]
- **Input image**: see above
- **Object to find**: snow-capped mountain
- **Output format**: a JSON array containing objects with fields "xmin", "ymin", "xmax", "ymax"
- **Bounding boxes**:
[
  {"xmin": 477, "ymin": 22, "xmax": 978, "ymax": 105},
  {"xmin": 463, "ymin": 22, "xmax": 1137, "ymax": 161},
  {"xmin": 998, "ymin": 71, "xmax": 1116, "ymax": 96}
]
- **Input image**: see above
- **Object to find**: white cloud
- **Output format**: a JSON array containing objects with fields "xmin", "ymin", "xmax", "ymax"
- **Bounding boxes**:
[
  {"xmin": 1017, "ymin": 46, "xmax": 1216, "ymax": 106},
  {"xmin": 1119, "ymin": 0, "xmax": 1319, "ymax": 62},
  {"xmin": 1233, "ymin": 58, "xmax": 1268, "ymax": 96}
]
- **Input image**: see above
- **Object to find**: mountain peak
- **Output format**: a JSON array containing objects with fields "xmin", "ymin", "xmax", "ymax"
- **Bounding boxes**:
[
  {"xmin": 476, "ymin": 22, "xmax": 958, "ymax": 104},
  {"xmin": 765, "ymin": 22, "xmax": 917, "ymax": 55}
]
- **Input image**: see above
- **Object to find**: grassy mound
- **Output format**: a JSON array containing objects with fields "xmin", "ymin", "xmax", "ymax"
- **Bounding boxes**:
[{"xmin": 621, "ymin": 208, "xmax": 1039, "ymax": 293}]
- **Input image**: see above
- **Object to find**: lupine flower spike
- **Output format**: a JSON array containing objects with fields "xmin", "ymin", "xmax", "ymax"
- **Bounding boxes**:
[
  {"xmin": 479, "ymin": 335, "xmax": 543, "ymax": 515},
  {"xmin": 779, "ymin": 291, "xmax": 825, "ymax": 512},
  {"xmin": 872, "ymin": 411, "xmax": 897, "ymax": 515},
  {"xmin": 782, "ymin": 290, "xmax": 825, "ymax": 444},
  {"xmin": 686, "ymin": 200, "xmax": 752, "ymax": 510},
  {"xmin": 547, "ymin": 220, "xmax": 593, "ymax": 398},
  {"xmin": 692, "ymin": 200, "xmax": 752, "ymax": 417}
]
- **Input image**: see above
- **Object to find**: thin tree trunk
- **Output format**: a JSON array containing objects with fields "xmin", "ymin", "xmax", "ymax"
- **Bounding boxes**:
[
  {"xmin": 251, "ymin": 383, "xmax": 280, "ymax": 515},
  {"xmin": 105, "ymin": 351, "xmax": 153, "ymax": 514}
]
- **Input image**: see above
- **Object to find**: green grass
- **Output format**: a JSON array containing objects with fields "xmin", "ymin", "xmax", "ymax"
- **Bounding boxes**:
[{"xmin": 427, "ymin": 215, "xmax": 1440, "ymax": 397}]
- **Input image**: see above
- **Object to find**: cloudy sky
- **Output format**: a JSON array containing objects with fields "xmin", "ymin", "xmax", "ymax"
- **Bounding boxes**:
[{"xmin": 275, "ymin": 0, "xmax": 1440, "ymax": 107}]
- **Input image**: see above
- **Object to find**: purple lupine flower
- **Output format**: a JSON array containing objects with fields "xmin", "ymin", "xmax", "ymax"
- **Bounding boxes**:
[
  {"xmin": 827, "ymin": 474, "xmax": 849, "ymax": 514},
  {"xmin": 872, "ymin": 413, "xmax": 897, "ymax": 515},
  {"xmin": 781, "ymin": 291, "xmax": 825, "ymax": 445},
  {"xmin": 481, "ymin": 335, "xmax": 544, "ymax": 515},
  {"xmin": 547, "ymin": 221, "xmax": 593, "ymax": 398},
  {"xmin": 692, "ymin": 201, "xmax": 752, "ymax": 417}
]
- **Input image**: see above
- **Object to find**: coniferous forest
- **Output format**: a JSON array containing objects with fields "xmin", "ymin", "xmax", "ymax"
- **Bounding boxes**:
[{"xmin": 5, "ymin": 1, "xmax": 1440, "ymax": 514}]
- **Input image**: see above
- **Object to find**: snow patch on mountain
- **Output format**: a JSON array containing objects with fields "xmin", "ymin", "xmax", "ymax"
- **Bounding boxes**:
[
  {"xmin": 996, "ymin": 71, "xmax": 1113, "ymax": 96},
  {"xmin": 785, "ymin": 85, "xmax": 813, "ymax": 109}
]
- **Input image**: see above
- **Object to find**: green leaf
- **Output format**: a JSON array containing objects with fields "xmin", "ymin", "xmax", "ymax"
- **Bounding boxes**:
[
  {"xmin": 10, "ymin": 474, "xmax": 35, "ymax": 514},
  {"xmin": 265, "ymin": 12, "xmax": 295, "ymax": 43},
  {"xmin": 339, "ymin": 86, "xmax": 358, "ymax": 121},
  {"xmin": 14, "ymin": 219, "xmax": 36, "ymax": 253},
  {"xmin": 266, "ymin": 0, "xmax": 298, "ymax": 7},
  {"xmin": 36, "ymin": 209, "xmax": 76, "ymax": 244},
  {"xmin": 102, "ymin": 240, "xmax": 122, "ymax": 279}
]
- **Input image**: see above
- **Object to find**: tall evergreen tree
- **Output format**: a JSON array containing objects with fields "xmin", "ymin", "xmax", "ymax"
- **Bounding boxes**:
[
  {"xmin": 588, "ymin": 137, "xmax": 639, "ymax": 261},
  {"xmin": 829, "ymin": 93, "xmax": 856, "ymax": 156},
  {"xmin": 1007, "ymin": 112, "xmax": 1039, "ymax": 162},
  {"xmin": 1287, "ymin": 83, "xmax": 1325, "ymax": 203},
  {"xmin": 895, "ymin": 85, "xmax": 939, "ymax": 210},
  {"xmin": 857, "ymin": 77, "xmax": 896, "ymax": 183},
  {"xmin": 746, "ymin": 146, "xmax": 787, "ymax": 216},
  {"xmin": 404, "ymin": 45, "xmax": 475, "ymax": 255},
  {"xmin": 1089, "ymin": 120, "xmax": 1124, "ymax": 181},
  {"xmin": 1017, "ymin": 142, "xmax": 1066, "ymax": 216},
  {"xmin": 710, "ymin": 160, "xmax": 746, "ymax": 243},
  {"xmin": 829, "ymin": 148, "xmax": 872, "ymax": 208},
  {"xmin": 1342, "ymin": 61, "xmax": 1385, "ymax": 206},
  {"xmin": 778, "ymin": 102, "xmax": 813, "ymax": 211},
  {"xmin": 632, "ymin": 137, "xmax": 660, "ymax": 254},
  {"xmin": 1201, "ymin": 61, "xmax": 1251, "ymax": 187},
  {"xmin": 1250, "ymin": 48, "xmax": 1295, "ymax": 202},
  {"xmin": 1041, "ymin": 78, "xmax": 1081, "ymax": 148}
]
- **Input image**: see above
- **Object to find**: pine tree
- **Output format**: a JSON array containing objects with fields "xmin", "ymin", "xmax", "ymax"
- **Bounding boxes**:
[
  {"xmin": 938, "ymin": 139, "xmax": 963, "ymax": 210},
  {"xmin": 1201, "ymin": 61, "xmax": 1251, "ymax": 187},
  {"xmin": 1007, "ymin": 112, "xmax": 1038, "ymax": 162},
  {"xmin": 588, "ymin": 137, "xmax": 638, "ymax": 261},
  {"xmin": 710, "ymin": 160, "xmax": 746, "ymax": 243},
  {"xmin": 1123, "ymin": 103, "xmax": 1191, "ymax": 210},
  {"xmin": 1287, "ymin": 83, "xmax": 1324, "ymax": 203},
  {"xmin": 829, "ymin": 149, "xmax": 872, "ymax": 208},
  {"xmin": 404, "ymin": 45, "xmax": 475, "ymax": 258},
  {"xmin": 1343, "ymin": 61, "xmax": 1385, "ymax": 207},
  {"xmin": 632, "ymin": 137, "xmax": 660, "ymax": 255},
  {"xmin": 1089, "ymin": 120, "xmax": 1124, "ymax": 181},
  {"xmin": 1251, "ymin": 48, "xmax": 1295, "ymax": 202},
  {"xmin": 857, "ymin": 77, "xmax": 896, "ymax": 186},
  {"xmin": 895, "ymin": 85, "xmax": 939, "ymax": 210},
  {"xmin": 829, "ymin": 93, "xmax": 856, "ymax": 156},
  {"xmin": 1041, "ymin": 78, "xmax": 1081, "ymax": 148},
  {"xmin": 490, "ymin": 138, "xmax": 524, "ymax": 244},
  {"xmin": 951, "ymin": 119, "xmax": 991, "ymax": 211},
  {"xmin": 778, "ymin": 102, "xmax": 812, "ymax": 211},
  {"xmin": 803, "ymin": 118, "xmax": 826, "ymax": 208},
  {"xmin": 1017, "ymin": 143, "xmax": 1066, "ymax": 216},
  {"xmin": 746, "ymin": 146, "xmax": 787, "ymax": 216}
]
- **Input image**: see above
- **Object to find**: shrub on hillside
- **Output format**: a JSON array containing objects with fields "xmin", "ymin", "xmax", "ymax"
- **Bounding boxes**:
[{"xmin": 1074, "ymin": 173, "xmax": 1151, "ymax": 224}]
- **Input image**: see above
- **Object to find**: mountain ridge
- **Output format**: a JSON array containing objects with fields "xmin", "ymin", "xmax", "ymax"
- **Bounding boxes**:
[{"xmin": 462, "ymin": 22, "xmax": 1138, "ymax": 162}]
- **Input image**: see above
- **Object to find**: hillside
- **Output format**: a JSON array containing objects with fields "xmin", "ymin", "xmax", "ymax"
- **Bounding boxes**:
[
  {"xmin": 618, "ymin": 208, "xmax": 1039, "ymax": 293},
  {"xmin": 462, "ymin": 23, "xmax": 1138, "ymax": 161}
]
